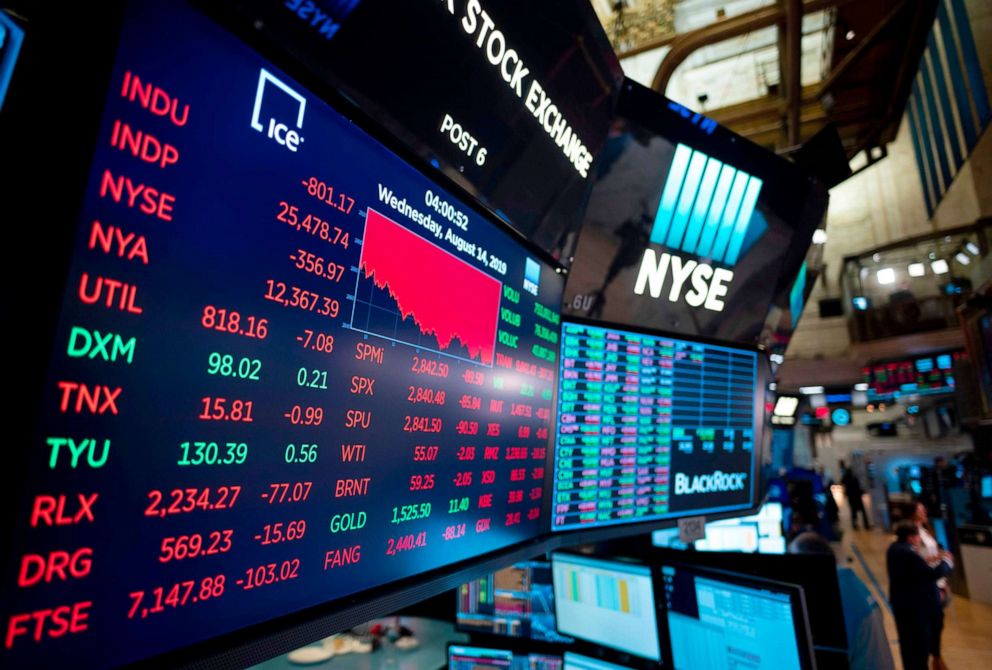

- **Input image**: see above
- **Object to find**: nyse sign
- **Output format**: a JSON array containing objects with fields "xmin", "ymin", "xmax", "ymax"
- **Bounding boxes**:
[
  {"xmin": 632, "ymin": 143, "xmax": 763, "ymax": 313},
  {"xmin": 634, "ymin": 250, "xmax": 733, "ymax": 312}
]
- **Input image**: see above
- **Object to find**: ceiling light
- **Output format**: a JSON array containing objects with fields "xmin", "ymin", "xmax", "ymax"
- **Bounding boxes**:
[
  {"xmin": 965, "ymin": 241, "xmax": 980, "ymax": 255},
  {"xmin": 799, "ymin": 386, "xmax": 825, "ymax": 395},
  {"xmin": 872, "ymin": 253, "xmax": 881, "ymax": 262},
  {"xmin": 846, "ymin": 30, "xmax": 855, "ymax": 40},
  {"xmin": 770, "ymin": 353, "xmax": 785, "ymax": 365},
  {"xmin": 931, "ymin": 259, "xmax": 949, "ymax": 274},
  {"xmin": 854, "ymin": 383, "xmax": 869, "ymax": 391},
  {"xmin": 955, "ymin": 252, "xmax": 971, "ymax": 265},
  {"xmin": 908, "ymin": 262, "xmax": 926, "ymax": 277},
  {"xmin": 877, "ymin": 268, "xmax": 896, "ymax": 284},
  {"xmin": 768, "ymin": 382, "xmax": 777, "ymax": 391},
  {"xmin": 812, "ymin": 229, "xmax": 828, "ymax": 244}
]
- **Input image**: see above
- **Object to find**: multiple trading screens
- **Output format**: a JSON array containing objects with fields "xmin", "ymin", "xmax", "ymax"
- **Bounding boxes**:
[
  {"xmin": 1, "ymin": 1, "xmax": 801, "ymax": 668},
  {"xmin": 862, "ymin": 351, "xmax": 963, "ymax": 397},
  {"xmin": 459, "ymin": 553, "xmax": 817, "ymax": 670},
  {"xmin": 456, "ymin": 560, "xmax": 573, "ymax": 643}
]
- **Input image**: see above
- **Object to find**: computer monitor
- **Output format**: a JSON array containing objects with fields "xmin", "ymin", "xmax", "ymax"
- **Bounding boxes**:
[
  {"xmin": 694, "ymin": 502, "xmax": 786, "ymax": 554},
  {"xmin": 551, "ymin": 553, "xmax": 661, "ymax": 661},
  {"xmin": 553, "ymin": 320, "xmax": 764, "ymax": 533},
  {"xmin": 659, "ymin": 562, "xmax": 816, "ymax": 670},
  {"xmin": 563, "ymin": 652, "xmax": 637, "ymax": 670},
  {"xmin": 653, "ymin": 544, "xmax": 846, "ymax": 659},
  {"xmin": 456, "ymin": 561, "xmax": 574, "ymax": 643},
  {"xmin": 449, "ymin": 645, "xmax": 563, "ymax": 670}
]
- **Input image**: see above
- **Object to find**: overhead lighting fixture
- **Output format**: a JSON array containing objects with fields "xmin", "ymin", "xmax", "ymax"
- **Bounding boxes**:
[
  {"xmin": 859, "ymin": 267, "xmax": 869, "ymax": 279},
  {"xmin": 768, "ymin": 382, "xmax": 777, "ymax": 391},
  {"xmin": 872, "ymin": 253, "xmax": 881, "ymax": 262},
  {"xmin": 931, "ymin": 259, "xmax": 949, "ymax": 274},
  {"xmin": 845, "ymin": 30, "xmax": 856, "ymax": 40},
  {"xmin": 955, "ymin": 251, "xmax": 971, "ymax": 265},
  {"xmin": 770, "ymin": 353, "xmax": 785, "ymax": 365},
  {"xmin": 854, "ymin": 383, "xmax": 869, "ymax": 391},
  {"xmin": 799, "ymin": 385, "xmax": 825, "ymax": 395},
  {"xmin": 965, "ymin": 241, "xmax": 980, "ymax": 255},
  {"xmin": 877, "ymin": 267, "xmax": 896, "ymax": 285},
  {"xmin": 908, "ymin": 262, "xmax": 926, "ymax": 277},
  {"xmin": 812, "ymin": 229, "xmax": 828, "ymax": 245}
]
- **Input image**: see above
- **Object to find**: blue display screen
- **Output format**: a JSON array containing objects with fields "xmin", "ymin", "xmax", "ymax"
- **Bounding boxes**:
[
  {"xmin": 661, "ymin": 564, "xmax": 807, "ymax": 669},
  {"xmin": 552, "ymin": 321, "xmax": 758, "ymax": 531},
  {"xmin": 2, "ymin": 1, "xmax": 564, "ymax": 667}
]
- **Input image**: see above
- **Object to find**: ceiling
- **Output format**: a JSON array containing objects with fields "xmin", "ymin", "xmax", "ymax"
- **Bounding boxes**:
[{"xmin": 594, "ymin": 0, "xmax": 938, "ymax": 161}]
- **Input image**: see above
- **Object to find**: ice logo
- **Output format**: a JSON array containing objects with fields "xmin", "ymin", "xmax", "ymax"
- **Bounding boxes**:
[{"xmin": 251, "ymin": 69, "xmax": 306, "ymax": 152}]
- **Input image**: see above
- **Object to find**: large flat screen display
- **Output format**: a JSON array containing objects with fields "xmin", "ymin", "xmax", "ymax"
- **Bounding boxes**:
[
  {"xmin": 552, "ymin": 321, "xmax": 762, "ymax": 531},
  {"xmin": 0, "ymin": 1, "xmax": 563, "ymax": 667}
]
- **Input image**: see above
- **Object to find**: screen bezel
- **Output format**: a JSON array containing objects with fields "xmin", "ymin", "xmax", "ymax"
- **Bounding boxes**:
[
  {"xmin": 2, "ymin": 2, "xmax": 570, "ymax": 668},
  {"xmin": 546, "ymin": 315, "xmax": 768, "ymax": 543},
  {"xmin": 655, "ymin": 559, "xmax": 818, "ymax": 670},
  {"xmin": 550, "ymin": 552, "xmax": 662, "ymax": 663}
]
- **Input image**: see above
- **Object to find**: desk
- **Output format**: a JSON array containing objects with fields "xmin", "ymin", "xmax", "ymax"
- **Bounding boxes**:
[{"xmin": 250, "ymin": 618, "xmax": 468, "ymax": 670}]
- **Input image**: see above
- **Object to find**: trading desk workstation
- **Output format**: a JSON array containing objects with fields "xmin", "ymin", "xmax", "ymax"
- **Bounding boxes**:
[{"xmin": 1, "ymin": 1, "xmax": 833, "ymax": 668}]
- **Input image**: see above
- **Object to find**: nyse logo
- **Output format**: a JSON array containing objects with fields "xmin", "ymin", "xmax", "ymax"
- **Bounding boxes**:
[
  {"xmin": 523, "ymin": 258, "xmax": 540, "ymax": 297},
  {"xmin": 251, "ymin": 69, "xmax": 306, "ymax": 152},
  {"xmin": 634, "ymin": 143, "xmax": 764, "ymax": 312}
]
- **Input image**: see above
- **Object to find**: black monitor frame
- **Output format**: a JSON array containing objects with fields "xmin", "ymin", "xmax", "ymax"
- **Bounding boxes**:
[{"xmin": 655, "ymin": 558, "xmax": 818, "ymax": 670}]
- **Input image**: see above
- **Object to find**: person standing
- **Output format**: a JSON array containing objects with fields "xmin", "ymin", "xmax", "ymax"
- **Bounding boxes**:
[
  {"xmin": 842, "ymin": 466, "xmax": 871, "ymax": 530},
  {"xmin": 789, "ymin": 532, "xmax": 894, "ymax": 670},
  {"xmin": 887, "ymin": 521, "xmax": 953, "ymax": 670},
  {"xmin": 912, "ymin": 502, "xmax": 953, "ymax": 670}
]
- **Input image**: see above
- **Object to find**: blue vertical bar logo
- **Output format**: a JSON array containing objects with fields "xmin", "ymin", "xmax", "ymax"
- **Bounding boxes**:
[
  {"xmin": 649, "ymin": 143, "xmax": 763, "ymax": 267},
  {"xmin": 523, "ymin": 257, "xmax": 540, "ymax": 296}
]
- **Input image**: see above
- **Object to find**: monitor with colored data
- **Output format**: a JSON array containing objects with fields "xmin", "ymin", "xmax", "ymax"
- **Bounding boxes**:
[
  {"xmin": 449, "ymin": 645, "xmax": 563, "ymax": 670},
  {"xmin": 456, "ymin": 561, "xmax": 573, "ymax": 643},
  {"xmin": 658, "ymin": 562, "xmax": 816, "ymax": 670},
  {"xmin": 552, "ymin": 320, "xmax": 763, "ymax": 532},
  {"xmin": 551, "ymin": 554, "xmax": 661, "ymax": 661},
  {"xmin": 1, "ymin": 1, "xmax": 566, "ymax": 667}
]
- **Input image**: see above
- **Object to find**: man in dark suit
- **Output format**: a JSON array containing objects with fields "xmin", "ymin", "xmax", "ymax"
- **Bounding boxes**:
[
  {"xmin": 842, "ymin": 466, "xmax": 871, "ymax": 529},
  {"xmin": 887, "ymin": 521, "xmax": 953, "ymax": 670}
]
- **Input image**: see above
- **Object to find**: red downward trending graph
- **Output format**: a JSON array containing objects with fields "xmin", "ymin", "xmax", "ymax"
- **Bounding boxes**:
[{"xmin": 357, "ymin": 208, "xmax": 502, "ymax": 366}]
